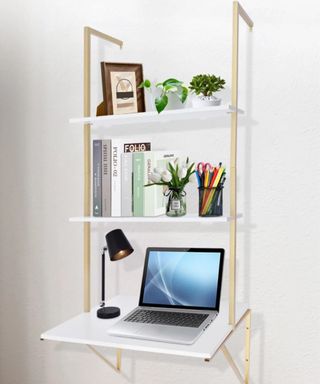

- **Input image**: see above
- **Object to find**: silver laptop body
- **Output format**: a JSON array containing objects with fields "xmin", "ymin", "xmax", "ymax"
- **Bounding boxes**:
[{"xmin": 108, "ymin": 247, "xmax": 224, "ymax": 345}]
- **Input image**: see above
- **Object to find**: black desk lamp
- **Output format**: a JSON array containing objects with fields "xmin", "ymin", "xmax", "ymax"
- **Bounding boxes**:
[{"xmin": 97, "ymin": 229, "xmax": 134, "ymax": 319}]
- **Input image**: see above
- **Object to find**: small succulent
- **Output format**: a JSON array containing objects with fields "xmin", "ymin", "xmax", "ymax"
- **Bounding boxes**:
[
  {"xmin": 189, "ymin": 74, "xmax": 225, "ymax": 97},
  {"xmin": 139, "ymin": 78, "xmax": 188, "ymax": 113},
  {"xmin": 145, "ymin": 158, "xmax": 195, "ymax": 191}
]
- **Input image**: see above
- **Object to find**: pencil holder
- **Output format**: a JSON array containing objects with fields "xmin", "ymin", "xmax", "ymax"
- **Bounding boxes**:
[{"xmin": 198, "ymin": 186, "xmax": 223, "ymax": 217}]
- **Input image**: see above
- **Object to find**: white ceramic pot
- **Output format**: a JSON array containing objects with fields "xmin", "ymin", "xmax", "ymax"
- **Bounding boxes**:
[
  {"xmin": 165, "ymin": 93, "xmax": 187, "ymax": 110},
  {"xmin": 192, "ymin": 94, "xmax": 222, "ymax": 108},
  {"xmin": 146, "ymin": 88, "xmax": 187, "ymax": 112}
]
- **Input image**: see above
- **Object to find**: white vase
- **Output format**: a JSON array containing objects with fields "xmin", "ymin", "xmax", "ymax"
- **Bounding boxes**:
[{"xmin": 192, "ymin": 94, "xmax": 222, "ymax": 108}]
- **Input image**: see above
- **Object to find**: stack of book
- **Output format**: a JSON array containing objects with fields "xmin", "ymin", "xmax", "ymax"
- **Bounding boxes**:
[{"xmin": 93, "ymin": 139, "xmax": 179, "ymax": 217}]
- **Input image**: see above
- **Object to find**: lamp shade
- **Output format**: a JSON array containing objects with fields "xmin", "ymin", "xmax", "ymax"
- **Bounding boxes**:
[{"xmin": 105, "ymin": 229, "xmax": 134, "ymax": 261}]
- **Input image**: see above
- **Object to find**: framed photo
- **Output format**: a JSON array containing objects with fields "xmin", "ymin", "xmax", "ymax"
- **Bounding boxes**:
[{"xmin": 100, "ymin": 62, "xmax": 145, "ymax": 115}]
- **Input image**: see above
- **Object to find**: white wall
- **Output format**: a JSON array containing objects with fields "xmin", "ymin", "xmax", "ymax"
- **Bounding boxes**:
[{"xmin": 0, "ymin": 0, "xmax": 319, "ymax": 383}]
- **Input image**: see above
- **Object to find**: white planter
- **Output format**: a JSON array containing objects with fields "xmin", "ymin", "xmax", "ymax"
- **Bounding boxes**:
[
  {"xmin": 146, "ymin": 88, "xmax": 187, "ymax": 112},
  {"xmin": 165, "ymin": 93, "xmax": 187, "ymax": 110},
  {"xmin": 192, "ymin": 95, "xmax": 222, "ymax": 108}
]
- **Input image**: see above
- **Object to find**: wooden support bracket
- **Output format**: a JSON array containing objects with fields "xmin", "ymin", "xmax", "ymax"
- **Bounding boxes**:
[
  {"xmin": 87, "ymin": 345, "xmax": 122, "ymax": 372},
  {"xmin": 204, "ymin": 309, "xmax": 252, "ymax": 384}
]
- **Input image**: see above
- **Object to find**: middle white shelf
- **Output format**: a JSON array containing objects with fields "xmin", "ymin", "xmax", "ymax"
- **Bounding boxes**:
[
  {"xmin": 69, "ymin": 214, "xmax": 243, "ymax": 223},
  {"xmin": 69, "ymin": 104, "xmax": 241, "ymax": 225},
  {"xmin": 70, "ymin": 104, "xmax": 243, "ymax": 127}
]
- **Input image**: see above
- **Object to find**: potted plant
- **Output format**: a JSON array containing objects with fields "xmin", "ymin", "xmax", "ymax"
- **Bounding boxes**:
[
  {"xmin": 189, "ymin": 74, "xmax": 226, "ymax": 107},
  {"xmin": 145, "ymin": 158, "xmax": 195, "ymax": 217},
  {"xmin": 139, "ymin": 78, "xmax": 188, "ymax": 113}
]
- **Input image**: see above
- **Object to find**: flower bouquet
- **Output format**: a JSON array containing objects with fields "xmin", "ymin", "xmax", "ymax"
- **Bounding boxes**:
[{"xmin": 145, "ymin": 158, "xmax": 195, "ymax": 217}]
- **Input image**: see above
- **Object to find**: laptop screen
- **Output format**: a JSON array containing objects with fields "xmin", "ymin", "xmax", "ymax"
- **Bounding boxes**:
[{"xmin": 139, "ymin": 248, "xmax": 224, "ymax": 311}]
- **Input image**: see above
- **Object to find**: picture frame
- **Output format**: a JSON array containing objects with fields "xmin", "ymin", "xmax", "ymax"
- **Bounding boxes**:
[{"xmin": 99, "ymin": 62, "xmax": 145, "ymax": 115}]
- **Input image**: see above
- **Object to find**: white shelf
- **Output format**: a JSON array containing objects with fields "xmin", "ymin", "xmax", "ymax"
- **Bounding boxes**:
[
  {"xmin": 69, "ymin": 104, "xmax": 243, "ymax": 128},
  {"xmin": 41, "ymin": 295, "xmax": 249, "ymax": 360},
  {"xmin": 69, "ymin": 213, "xmax": 242, "ymax": 223}
]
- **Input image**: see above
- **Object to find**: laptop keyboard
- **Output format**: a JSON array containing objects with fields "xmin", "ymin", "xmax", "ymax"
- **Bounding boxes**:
[{"xmin": 124, "ymin": 309, "xmax": 209, "ymax": 328}]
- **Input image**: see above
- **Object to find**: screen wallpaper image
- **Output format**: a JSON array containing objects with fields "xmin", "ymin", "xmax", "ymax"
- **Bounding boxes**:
[{"xmin": 142, "ymin": 251, "xmax": 222, "ymax": 308}]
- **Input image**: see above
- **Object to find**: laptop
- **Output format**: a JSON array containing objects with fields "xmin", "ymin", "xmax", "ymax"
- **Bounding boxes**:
[{"xmin": 108, "ymin": 247, "xmax": 224, "ymax": 345}]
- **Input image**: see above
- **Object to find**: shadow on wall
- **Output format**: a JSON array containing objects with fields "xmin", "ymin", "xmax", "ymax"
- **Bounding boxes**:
[{"xmin": 0, "ymin": 28, "xmax": 47, "ymax": 383}]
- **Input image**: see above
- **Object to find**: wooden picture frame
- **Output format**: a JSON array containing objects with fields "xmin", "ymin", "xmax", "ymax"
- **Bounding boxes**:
[{"xmin": 99, "ymin": 62, "xmax": 145, "ymax": 115}]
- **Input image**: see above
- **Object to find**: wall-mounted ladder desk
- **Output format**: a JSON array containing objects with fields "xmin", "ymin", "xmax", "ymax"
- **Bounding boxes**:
[{"xmin": 41, "ymin": 2, "xmax": 254, "ymax": 383}]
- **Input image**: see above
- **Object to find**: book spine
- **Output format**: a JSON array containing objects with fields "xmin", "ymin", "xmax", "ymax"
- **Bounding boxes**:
[
  {"xmin": 102, "ymin": 140, "xmax": 111, "ymax": 217},
  {"xmin": 133, "ymin": 152, "xmax": 144, "ymax": 216},
  {"xmin": 92, "ymin": 140, "xmax": 102, "ymax": 216},
  {"xmin": 143, "ymin": 152, "xmax": 155, "ymax": 217},
  {"xmin": 121, "ymin": 152, "xmax": 133, "ymax": 217},
  {"xmin": 111, "ymin": 140, "xmax": 121, "ymax": 216}
]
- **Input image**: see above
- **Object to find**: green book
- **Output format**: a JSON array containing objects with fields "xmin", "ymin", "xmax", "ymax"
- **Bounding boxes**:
[{"xmin": 133, "ymin": 152, "xmax": 144, "ymax": 216}]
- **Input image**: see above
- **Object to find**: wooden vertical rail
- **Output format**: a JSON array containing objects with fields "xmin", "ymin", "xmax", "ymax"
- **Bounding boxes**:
[
  {"xmin": 229, "ymin": 2, "xmax": 253, "ymax": 326},
  {"xmin": 229, "ymin": 1, "xmax": 239, "ymax": 326},
  {"xmin": 82, "ymin": 27, "xmax": 123, "ymax": 312}
]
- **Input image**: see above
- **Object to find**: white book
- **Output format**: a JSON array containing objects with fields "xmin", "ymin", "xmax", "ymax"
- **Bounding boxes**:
[
  {"xmin": 143, "ymin": 150, "xmax": 181, "ymax": 216},
  {"xmin": 111, "ymin": 139, "xmax": 151, "ymax": 216},
  {"xmin": 121, "ymin": 152, "xmax": 133, "ymax": 217}
]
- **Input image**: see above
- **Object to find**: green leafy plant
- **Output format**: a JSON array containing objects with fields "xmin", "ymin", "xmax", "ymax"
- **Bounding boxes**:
[
  {"xmin": 189, "ymin": 74, "xmax": 226, "ymax": 97},
  {"xmin": 145, "ymin": 157, "xmax": 195, "ymax": 191},
  {"xmin": 139, "ymin": 78, "xmax": 188, "ymax": 114}
]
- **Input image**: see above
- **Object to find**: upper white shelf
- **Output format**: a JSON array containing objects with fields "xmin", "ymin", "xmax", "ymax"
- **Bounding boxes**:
[
  {"xmin": 69, "ymin": 104, "xmax": 243, "ymax": 129},
  {"xmin": 41, "ymin": 295, "xmax": 249, "ymax": 360},
  {"xmin": 69, "ymin": 213, "xmax": 242, "ymax": 224}
]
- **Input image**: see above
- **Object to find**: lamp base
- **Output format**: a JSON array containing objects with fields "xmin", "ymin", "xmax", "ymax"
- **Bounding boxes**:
[{"xmin": 97, "ymin": 306, "xmax": 120, "ymax": 319}]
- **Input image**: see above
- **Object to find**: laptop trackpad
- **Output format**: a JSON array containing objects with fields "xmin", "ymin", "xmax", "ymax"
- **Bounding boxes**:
[{"xmin": 135, "ymin": 324, "xmax": 197, "ymax": 344}]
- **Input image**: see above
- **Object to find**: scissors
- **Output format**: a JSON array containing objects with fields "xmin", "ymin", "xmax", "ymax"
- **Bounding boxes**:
[{"xmin": 197, "ymin": 162, "xmax": 213, "ymax": 187}]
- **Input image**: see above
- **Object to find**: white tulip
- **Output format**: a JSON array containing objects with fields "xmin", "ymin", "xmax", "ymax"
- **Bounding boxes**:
[
  {"xmin": 168, "ymin": 158, "xmax": 180, "ymax": 170},
  {"xmin": 180, "ymin": 160, "xmax": 187, "ymax": 168},
  {"xmin": 150, "ymin": 172, "xmax": 161, "ymax": 183},
  {"xmin": 161, "ymin": 170, "xmax": 172, "ymax": 183},
  {"xmin": 153, "ymin": 167, "xmax": 163, "ymax": 175},
  {"xmin": 178, "ymin": 167, "xmax": 187, "ymax": 179}
]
